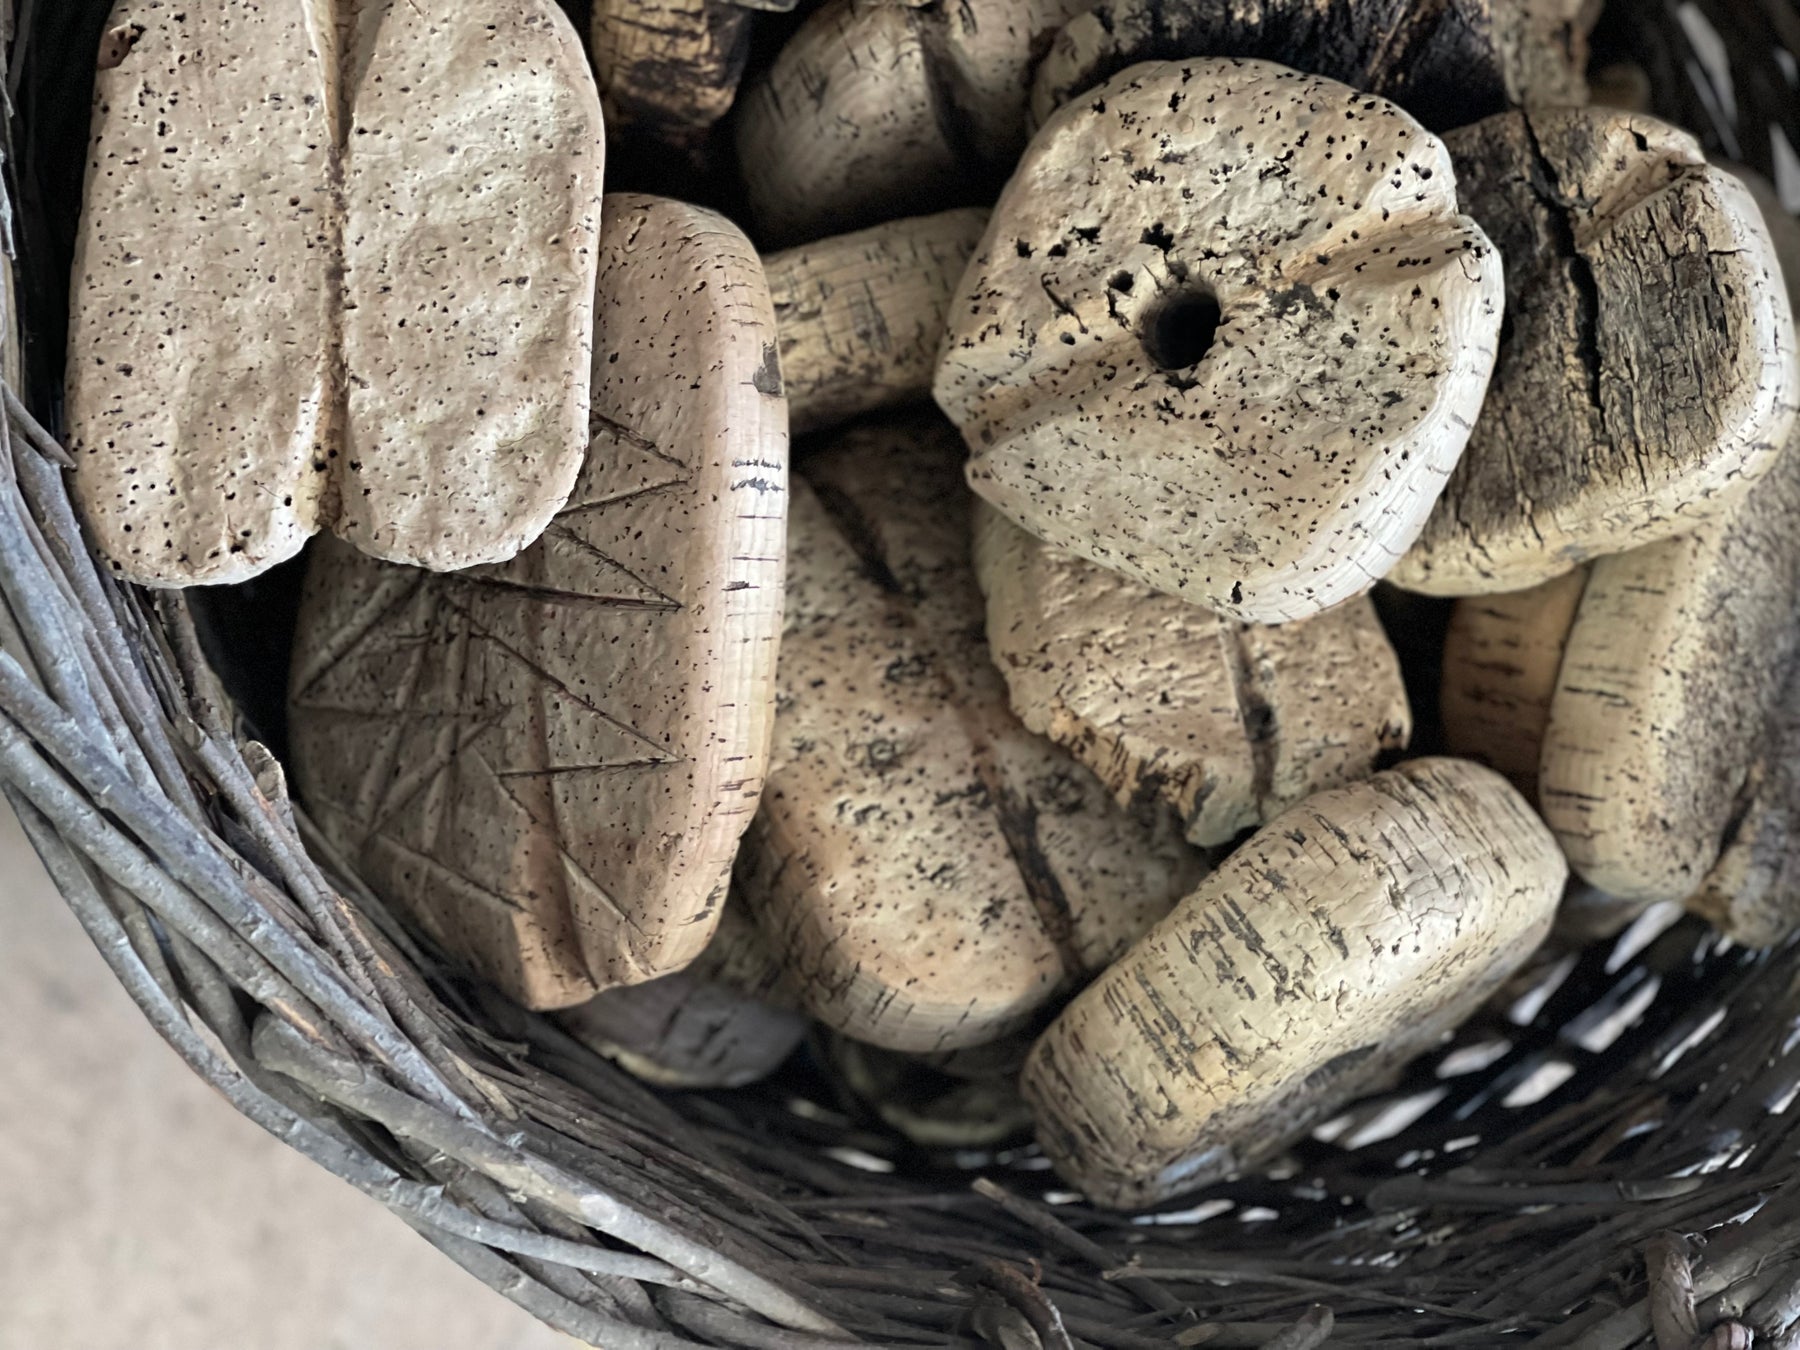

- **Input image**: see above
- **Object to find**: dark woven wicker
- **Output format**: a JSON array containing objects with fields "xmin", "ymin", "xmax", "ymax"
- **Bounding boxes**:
[{"xmin": 7, "ymin": 1, "xmax": 1800, "ymax": 1345}]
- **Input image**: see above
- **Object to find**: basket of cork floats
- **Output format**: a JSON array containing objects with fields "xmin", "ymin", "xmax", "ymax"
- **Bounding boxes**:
[{"xmin": 10, "ymin": 0, "xmax": 1800, "ymax": 1343}]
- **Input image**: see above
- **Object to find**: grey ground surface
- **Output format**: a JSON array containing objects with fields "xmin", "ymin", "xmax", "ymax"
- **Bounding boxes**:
[{"xmin": 0, "ymin": 805, "xmax": 574, "ymax": 1350}]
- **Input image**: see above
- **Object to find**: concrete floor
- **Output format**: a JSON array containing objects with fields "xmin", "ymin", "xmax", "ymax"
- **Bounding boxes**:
[{"xmin": 0, "ymin": 806, "xmax": 574, "ymax": 1350}]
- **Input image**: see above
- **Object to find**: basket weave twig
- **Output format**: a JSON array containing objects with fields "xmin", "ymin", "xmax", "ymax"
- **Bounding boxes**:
[{"xmin": 9, "ymin": 0, "xmax": 1800, "ymax": 1345}]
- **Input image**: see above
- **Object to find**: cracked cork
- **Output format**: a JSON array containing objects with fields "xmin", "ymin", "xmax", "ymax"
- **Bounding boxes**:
[{"xmin": 1392, "ymin": 107, "xmax": 1800, "ymax": 596}]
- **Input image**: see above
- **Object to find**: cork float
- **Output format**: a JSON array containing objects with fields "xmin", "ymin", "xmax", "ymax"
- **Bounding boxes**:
[{"xmin": 934, "ymin": 59, "xmax": 1505, "ymax": 623}]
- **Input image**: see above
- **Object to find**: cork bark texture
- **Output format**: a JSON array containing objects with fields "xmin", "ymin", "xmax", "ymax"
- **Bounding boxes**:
[
  {"xmin": 1681, "ymin": 170, "xmax": 1800, "ymax": 949},
  {"xmin": 1392, "ymin": 109, "xmax": 1800, "ymax": 596},
  {"xmin": 589, "ymin": 0, "xmax": 755, "ymax": 160},
  {"xmin": 738, "ymin": 414, "xmax": 1206, "ymax": 1053},
  {"xmin": 974, "ymin": 506, "xmax": 1410, "ymax": 847},
  {"xmin": 734, "ymin": 0, "xmax": 1090, "ymax": 246},
  {"xmin": 1688, "ymin": 661, "xmax": 1800, "ymax": 948},
  {"xmin": 768, "ymin": 208, "xmax": 988, "ymax": 436},
  {"xmin": 934, "ymin": 59, "xmax": 1504, "ymax": 624},
  {"xmin": 558, "ymin": 903, "xmax": 808, "ymax": 1088},
  {"xmin": 335, "ymin": 1, "xmax": 605, "ymax": 571},
  {"xmin": 1439, "ymin": 567, "xmax": 1587, "ymax": 801},
  {"xmin": 1022, "ymin": 758, "xmax": 1565, "ymax": 1209},
  {"xmin": 1539, "ymin": 428, "xmax": 1800, "ymax": 904},
  {"xmin": 67, "ymin": 0, "xmax": 606, "ymax": 587},
  {"xmin": 287, "ymin": 196, "xmax": 787, "ymax": 1009},
  {"xmin": 1028, "ymin": 0, "xmax": 1593, "ymax": 135}
]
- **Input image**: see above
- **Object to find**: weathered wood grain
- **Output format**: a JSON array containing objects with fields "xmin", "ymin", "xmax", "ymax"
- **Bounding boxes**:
[
  {"xmin": 974, "ymin": 505, "xmax": 1410, "ymax": 847},
  {"xmin": 738, "ymin": 414, "xmax": 1206, "ymax": 1052},
  {"xmin": 589, "ymin": 0, "xmax": 756, "ymax": 162},
  {"xmin": 288, "ymin": 195, "xmax": 787, "ymax": 1008},
  {"xmin": 768, "ymin": 208, "xmax": 988, "ymax": 436},
  {"xmin": 1439, "ymin": 568, "xmax": 1587, "ymax": 802},
  {"xmin": 1029, "ymin": 0, "xmax": 1594, "ymax": 134},
  {"xmin": 1392, "ymin": 109, "xmax": 1799, "ymax": 596},
  {"xmin": 1023, "ymin": 759, "xmax": 1565, "ymax": 1209},
  {"xmin": 935, "ymin": 59, "xmax": 1503, "ymax": 623}
]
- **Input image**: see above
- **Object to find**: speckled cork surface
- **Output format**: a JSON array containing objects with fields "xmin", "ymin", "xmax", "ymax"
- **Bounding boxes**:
[
  {"xmin": 1024, "ymin": 758, "xmax": 1565, "ymax": 1208},
  {"xmin": 974, "ymin": 505, "xmax": 1410, "ymax": 846},
  {"xmin": 934, "ymin": 58, "xmax": 1504, "ymax": 624},
  {"xmin": 738, "ymin": 414, "xmax": 1206, "ymax": 1054},
  {"xmin": 287, "ymin": 195, "xmax": 787, "ymax": 1009},
  {"xmin": 67, "ymin": 0, "xmax": 605, "ymax": 586}
]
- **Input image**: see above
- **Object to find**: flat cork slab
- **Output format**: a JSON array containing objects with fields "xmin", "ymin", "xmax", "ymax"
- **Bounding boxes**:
[
  {"xmin": 288, "ymin": 194, "xmax": 787, "ymax": 1008},
  {"xmin": 337, "ymin": 0, "xmax": 606, "ymax": 570},
  {"xmin": 67, "ymin": 0, "xmax": 605, "ymax": 586},
  {"xmin": 739, "ymin": 414, "xmax": 1205, "ymax": 1053},
  {"xmin": 1393, "ymin": 108, "xmax": 1799, "ymax": 595},
  {"xmin": 975, "ymin": 506, "xmax": 1410, "ymax": 846},
  {"xmin": 1024, "ymin": 759, "xmax": 1565, "ymax": 1209}
]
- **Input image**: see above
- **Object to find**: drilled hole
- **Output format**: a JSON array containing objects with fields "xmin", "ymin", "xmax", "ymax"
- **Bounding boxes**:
[{"xmin": 1141, "ymin": 289, "xmax": 1221, "ymax": 371}]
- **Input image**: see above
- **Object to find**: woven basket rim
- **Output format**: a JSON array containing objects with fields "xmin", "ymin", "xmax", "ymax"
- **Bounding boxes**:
[{"xmin": 9, "ymin": 0, "xmax": 1800, "ymax": 1345}]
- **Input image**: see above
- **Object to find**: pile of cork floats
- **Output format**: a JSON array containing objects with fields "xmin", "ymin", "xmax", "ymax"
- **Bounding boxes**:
[{"xmin": 65, "ymin": 0, "xmax": 1800, "ymax": 1208}]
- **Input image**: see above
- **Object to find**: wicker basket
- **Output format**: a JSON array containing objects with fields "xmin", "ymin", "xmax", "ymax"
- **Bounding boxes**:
[{"xmin": 8, "ymin": 1, "xmax": 1800, "ymax": 1345}]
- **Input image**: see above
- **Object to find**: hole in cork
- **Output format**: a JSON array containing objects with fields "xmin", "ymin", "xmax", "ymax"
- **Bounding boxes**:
[{"xmin": 1141, "ymin": 288, "xmax": 1221, "ymax": 372}]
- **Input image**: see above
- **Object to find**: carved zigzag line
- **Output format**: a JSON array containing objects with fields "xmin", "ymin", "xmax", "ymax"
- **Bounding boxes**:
[{"xmin": 438, "ymin": 597, "xmax": 682, "ymax": 768}]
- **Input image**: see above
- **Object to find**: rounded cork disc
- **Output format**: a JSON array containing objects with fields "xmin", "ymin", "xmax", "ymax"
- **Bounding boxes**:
[
  {"xmin": 934, "ymin": 58, "xmax": 1505, "ymax": 624},
  {"xmin": 287, "ymin": 194, "xmax": 788, "ymax": 1009},
  {"xmin": 738, "ymin": 415, "xmax": 1207, "ymax": 1053}
]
